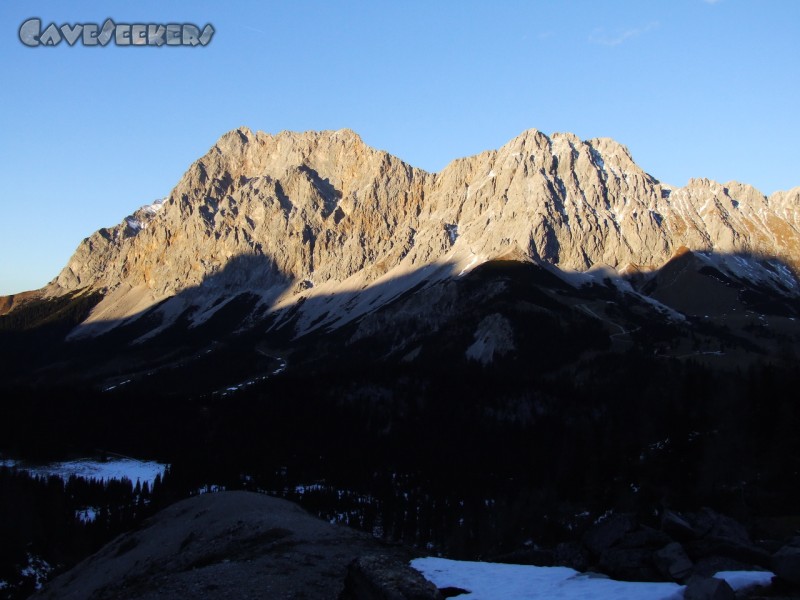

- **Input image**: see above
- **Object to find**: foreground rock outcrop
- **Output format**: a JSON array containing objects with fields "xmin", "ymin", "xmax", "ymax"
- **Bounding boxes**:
[
  {"xmin": 571, "ymin": 508, "xmax": 800, "ymax": 597},
  {"xmin": 340, "ymin": 555, "xmax": 443, "ymax": 600},
  {"xmin": 32, "ymin": 492, "xmax": 434, "ymax": 600},
  {"xmin": 773, "ymin": 539, "xmax": 800, "ymax": 586},
  {"xmin": 34, "ymin": 492, "xmax": 792, "ymax": 600}
]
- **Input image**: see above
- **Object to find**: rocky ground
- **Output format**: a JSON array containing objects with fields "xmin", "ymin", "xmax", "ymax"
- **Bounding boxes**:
[
  {"xmin": 491, "ymin": 508, "xmax": 800, "ymax": 599},
  {"xmin": 31, "ymin": 491, "xmax": 437, "ymax": 600},
  {"xmin": 30, "ymin": 491, "xmax": 800, "ymax": 600}
]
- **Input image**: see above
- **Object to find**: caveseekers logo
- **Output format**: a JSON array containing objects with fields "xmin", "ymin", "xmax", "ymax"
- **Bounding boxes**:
[{"xmin": 19, "ymin": 18, "xmax": 215, "ymax": 47}]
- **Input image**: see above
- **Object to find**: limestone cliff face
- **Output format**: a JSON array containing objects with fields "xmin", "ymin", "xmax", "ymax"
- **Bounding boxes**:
[
  {"xmin": 53, "ymin": 128, "xmax": 429, "ymax": 299},
  {"xmin": 417, "ymin": 130, "xmax": 800, "ymax": 275},
  {"xmin": 46, "ymin": 127, "xmax": 800, "ymax": 323}
]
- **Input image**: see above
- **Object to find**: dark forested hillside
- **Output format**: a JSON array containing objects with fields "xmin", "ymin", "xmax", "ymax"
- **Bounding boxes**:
[{"xmin": 2, "ymin": 257, "xmax": 800, "ymax": 596}]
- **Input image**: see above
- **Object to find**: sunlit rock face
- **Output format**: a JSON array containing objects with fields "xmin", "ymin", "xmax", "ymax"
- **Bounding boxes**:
[{"xmin": 44, "ymin": 127, "xmax": 800, "ymax": 326}]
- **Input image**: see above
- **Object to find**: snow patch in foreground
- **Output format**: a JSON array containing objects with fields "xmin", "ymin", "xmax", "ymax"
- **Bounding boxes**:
[
  {"xmin": 411, "ymin": 557, "xmax": 773, "ymax": 600},
  {"xmin": 714, "ymin": 570, "xmax": 774, "ymax": 590}
]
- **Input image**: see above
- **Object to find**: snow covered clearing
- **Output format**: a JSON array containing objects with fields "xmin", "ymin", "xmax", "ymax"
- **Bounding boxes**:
[
  {"xmin": 411, "ymin": 557, "xmax": 774, "ymax": 600},
  {"xmin": 197, "ymin": 484, "xmax": 226, "ymax": 495},
  {"xmin": 75, "ymin": 507, "xmax": 99, "ymax": 523},
  {"xmin": 16, "ymin": 458, "xmax": 166, "ymax": 487}
]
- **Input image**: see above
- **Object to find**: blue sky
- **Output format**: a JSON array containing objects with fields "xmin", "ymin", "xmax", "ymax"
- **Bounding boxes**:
[{"xmin": 1, "ymin": 0, "xmax": 798, "ymax": 295}]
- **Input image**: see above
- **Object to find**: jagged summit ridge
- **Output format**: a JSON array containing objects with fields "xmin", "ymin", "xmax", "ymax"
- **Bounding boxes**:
[
  {"xmin": 55, "ymin": 127, "xmax": 426, "ymax": 295},
  {"xmin": 41, "ymin": 126, "xmax": 800, "ymax": 332}
]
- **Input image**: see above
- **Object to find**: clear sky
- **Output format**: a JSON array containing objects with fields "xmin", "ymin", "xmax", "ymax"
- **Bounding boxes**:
[{"xmin": 1, "ymin": 0, "xmax": 798, "ymax": 295}]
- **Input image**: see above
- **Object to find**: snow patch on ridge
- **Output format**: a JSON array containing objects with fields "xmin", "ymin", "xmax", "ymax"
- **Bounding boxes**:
[
  {"xmin": 125, "ymin": 217, "xmax": 144, "ymax": 232},
  {"xmin": 697, "ymin": 252, "xmax": 799, "ymax": 293},
  {"xmin": 445, "ymin": 223, "xmax": 459, "ymax": 245},
  {"xmin": 12, "ymin": 457, "xmax": 166, "ymax": 487},
  {"xmin": 122, "ymin": 199, "xmax": 166, "ymax": 235},
  {"xmin": 590, "ymin": 147, "xmax": 606, "ymax": 172},
  {"xmin": 142, "ymin": 198, "xmax": 165, "ymax": 214}
]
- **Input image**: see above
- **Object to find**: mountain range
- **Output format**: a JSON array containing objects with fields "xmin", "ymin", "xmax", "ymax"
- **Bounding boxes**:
[
  {"xmin": 3, "ymin": 127, "xmax": 800, "ymax": 598},
  {"xmin": 2, "ymin": 127, "xmax": 800, "ymax": 384}
]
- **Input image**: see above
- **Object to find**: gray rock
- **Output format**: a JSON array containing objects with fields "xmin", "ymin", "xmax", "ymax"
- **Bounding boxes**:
[
  {"xmin": 772, "ymin": 543, "xmax": 800, "ymax": 586},
  {"xmin": 685, "ymin": 538, "xmax": 771, "ymax": 569},
  {"xmin": 340, "ymin": 555, "xmax": 443, "ymax": 600},
  {"xmin": 654, "ymin": 542, "xmax": 694, "ymax": 582},
  {"xmin": 618, "ymin": 526, "xmax": 673, "ymax": 550},
  {"xmin": 33, "ymin": 491, "xmax": 419, "ymax": 600},
  {"xmin": 662, "ymin": 510, "xmax": 696, "ymax": 541},
  {"xmin": 553, "ymin": 541, "xmax": 590, "ymax": 572},
  {"xmin": 598, "ymin": 547, "xmax": 660, "ymax": 582},
  {"xmin": 681, "ymin": 510, "xmax": 771, "ymax": 570},
  {"xmin": 683, "ymin": 576, "xmax": 736, "ymax": 600},
  {"xmin": 691, "ymin": 509, "xmax": 750, "ymax": 545},
  {"xmin": 692, "ymin": 555, "xmax": 759, "ymax": 578},
  {"xmin": 489, "ymin": 547, "xmax": 554, "ymax": 567},
  {"xmin": 583, "ymin": 513, "xmax": 638, "ymax": 557}
]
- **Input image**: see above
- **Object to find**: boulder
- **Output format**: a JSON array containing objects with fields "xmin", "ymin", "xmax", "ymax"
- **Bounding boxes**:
[
  {"xmin": 683, "ymin": 576, "xmax": 736, "ymax": 600},
  {"xmin": 772, "ymin": 541, "xmax": 800, "ymax": 586},
  {"xmin": 617, "ymin": 526, "xmax": 673, "ymax": 550},
  {"xmin": 685, "ymin": 538, "xmax": 771, "ymax": 569},
  {"xmin": 341, "ymin": 555, "xmax": 443, "ymax": 600},
  {"xmin": 691, "ymin": 555, "xmax": 759, "ymax": 578},
  {"xmin": 489, "ymin": 547, "xmax": 554, "ymax": 567},
  {"xmin": 653, "ymin": 542, "xmax": 693, "ymax": 582},
  {"xmin": 681, "ymin": 509, "xmax": 771, "ymax": 570},
  {"xmin": 553, "ymin": 541, "xmax": 590, "ymax": 572},
  {"xmin": 598, "ymin": 547, "xmax": 660, "ymax": 581},
  {"xmin": 662, "ymin": 510, "xmax": 696, "ymax": 541},
  {"xmin": 691, "ymin": 509, "xmax": 750, "ymax": 545},
  {"xmin": 583, "ymin": 513, "xmax": 638, "ymax": 557}
]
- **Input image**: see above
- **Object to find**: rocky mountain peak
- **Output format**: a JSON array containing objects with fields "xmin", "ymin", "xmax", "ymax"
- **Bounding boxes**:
[{"xmin": 33, "ymin": 126, "xmax": 800, "ymax": 336}]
